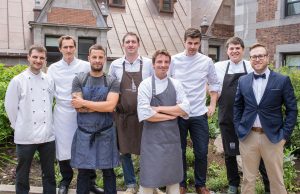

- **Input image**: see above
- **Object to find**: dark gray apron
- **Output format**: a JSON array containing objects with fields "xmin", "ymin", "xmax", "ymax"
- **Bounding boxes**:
[
  {"xmin": 115, "ymin": 60, "xmax": 143, "ymax": 155},
  {"xmin": 71, "ymin": 74, "xmax": 119, "ymax": 169},
  {"xmin": 218, "ymin": 61, "xmax": 247, "ymax": 156},
  {"xmin": 140, "ymin": 76, "xmax": 183, "ymax": 187}
]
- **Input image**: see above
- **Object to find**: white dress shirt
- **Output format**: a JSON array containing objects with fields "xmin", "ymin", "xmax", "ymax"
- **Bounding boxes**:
[
  {"xmin": 108, "ymin": 55, "xmax": 153, "ymax": 82},
  {"xmin": 214, "ymin": 60, "xmax": 253, "ymax": 95},
  {"xmin": 5, "ymin": 69, "xmax": 55, "ymax": 144},
  {"xmin": 47, "ymin": 58, "xmax": 90, "ymax": 160},
  {"xmin": 170, "ymin": 51, "xmax": 220, "ymax": 117},
  {"xmin": 137, "ymin": 75, "xmax": 190, "ymax": 122},
  {"xmin": 252, "ymin": 68, "xmax": 271, "ymax": 128}
]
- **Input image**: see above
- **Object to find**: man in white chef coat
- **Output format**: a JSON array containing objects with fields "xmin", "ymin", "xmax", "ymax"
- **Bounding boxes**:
[
  {"xmin": 47, "ymin": 35, "xmax": 103, "ymax": 194},
  {"xmin": 5, "ymin": 45, "xmax": 56, "ymax": 194}
]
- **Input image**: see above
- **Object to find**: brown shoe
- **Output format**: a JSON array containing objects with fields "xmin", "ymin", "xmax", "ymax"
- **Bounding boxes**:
[
  {"xmin": 196, "ymin": 186, "xmax": 210, "ymax": 194},
  {"xmin": 179, "ymin": 187, "xmax": 186, "ymax": 194}
]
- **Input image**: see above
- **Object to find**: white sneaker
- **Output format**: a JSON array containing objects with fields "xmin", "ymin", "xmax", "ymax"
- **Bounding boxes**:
[
  {"xmin": 124, "ymin": 187, "xmax": 138, "ymax": 194},
  {"xmin": 154, "ymin": 188, "xmax": 165, "ymax": 194}
]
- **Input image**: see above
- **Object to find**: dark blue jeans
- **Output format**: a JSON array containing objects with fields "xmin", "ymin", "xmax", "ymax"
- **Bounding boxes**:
[
  {"xmin": 178, "ymin": 115, "xmax": 209, "ymax": 188},
  {"xmin": 16, "ymin": 141, "xmax": 56, "ymax": 194},
  {"xmin": 120, "ymin": 153, "xmax": 136, "ymax": 188},
  {"xmin": 77, "ymin": 168, "xmax": 116, "ymax": 194}
]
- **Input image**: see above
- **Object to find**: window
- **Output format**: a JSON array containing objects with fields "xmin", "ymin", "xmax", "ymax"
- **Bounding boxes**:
[
  {"xmin": 109, "ymin": 0, "xmax": 125, "ymax": 8},
  {"xmin": 162, "ymin": 0, "xmax": 171, "ymax": 11},
  {"xmin": 285, "ymin": 0, "xmax": 300, "ymax": 16},
  {"xmin": 78, "ymin": 37, "xmax": 96, "ymax": 61},
  {"xmin": 283, "ymin": 53, "xmax": 300, "ymax": 68},
  {"xmin": 208, "ymin": 46, "xmax": 220, "ymax": 63},
  {"xmin": 45, "ymin": 36, "xmax": 61, "ymax": 66}
]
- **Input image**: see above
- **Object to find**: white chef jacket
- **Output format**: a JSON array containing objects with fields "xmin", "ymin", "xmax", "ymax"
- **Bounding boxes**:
[
  {"xmin": 170, "ymin": 51, "xmax": 220, "ymax": 117},
  {"xmin": 47, "ymin": 58, "xmax": 90, "ymax": 160},
  {"xmin": 137, "ymin": 75, "xmax": 190, "ymax": 122},
  {"xmin": 214, "ymin": 59, "xmax": 253, "ymax": 95},
  {"xmin": 5, "ymin": 69, "xmax": 55, "ymax": 144},
  {"xmin": 108, "ymin": 55, "xmax": 153, "ymax": 82}
]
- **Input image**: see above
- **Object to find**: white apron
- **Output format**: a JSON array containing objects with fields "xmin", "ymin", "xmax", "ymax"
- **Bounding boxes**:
[{"xmin": 47, "ymin": 58, "xmax": 90, "ymax": 160}]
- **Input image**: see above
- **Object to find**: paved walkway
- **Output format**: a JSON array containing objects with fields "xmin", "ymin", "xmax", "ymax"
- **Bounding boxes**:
[{"xmin": 0, "ymin": 184, "xmax": 219, "ymax": 194}]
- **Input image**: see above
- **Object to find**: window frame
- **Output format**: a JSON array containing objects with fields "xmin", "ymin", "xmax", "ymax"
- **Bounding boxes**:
[
  {"xmin": 285, "ymin": 0, "xmax": 300, "ymax": 17},
  {"xmin": 78, "ymin": 37, "xmax": 97, "ymax": 61},
  {"xmin": 44, "ymin": 35, "xmax": 61, "ymax": 66}
]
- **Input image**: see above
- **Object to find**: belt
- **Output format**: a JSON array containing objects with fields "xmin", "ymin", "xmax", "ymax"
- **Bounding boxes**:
[{"xmin": 251, "ymin": 127, "xmax": 264, "ymax": 134}]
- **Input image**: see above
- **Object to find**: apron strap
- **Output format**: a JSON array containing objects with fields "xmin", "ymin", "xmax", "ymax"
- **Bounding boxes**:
[
  {"xmin": 242, "ymin": 61, "xmax": 247, "ymax": 74},
  {"xmin": 225, "ymin": 62, "xmax": 230, "ymax": 74},
  {"xmin": 82, "ymin": 72, "xmax": 90, "ymax": 87},
  {"xmin": 151, "ymin": 75, "xmax": 156, "ymax": 96}
]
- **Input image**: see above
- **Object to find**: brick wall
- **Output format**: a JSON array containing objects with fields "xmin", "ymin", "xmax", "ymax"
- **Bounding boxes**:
[
  {"xmin": 211, "ymin": 24, "xmax": 234, "ymax": 38},
  {"xmin": 256, "ymin": 24, "xmax": 300, "ymax": 62},
  {"xmin": 257, "ymin": 0, "xmax": 277, "ymax": 22},
  {"xmin": 48, "ymin": 7, "xmax": 96, "ymax": 27}
]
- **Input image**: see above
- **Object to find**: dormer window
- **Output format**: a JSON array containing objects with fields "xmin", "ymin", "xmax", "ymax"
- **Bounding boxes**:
[
  {"xmin": 109, "ymin": 0, "xmax": 125, "ymax": 8},
  {"xmin": 155, "ymin": 0, "xmax": 174, "ymax": 13}
]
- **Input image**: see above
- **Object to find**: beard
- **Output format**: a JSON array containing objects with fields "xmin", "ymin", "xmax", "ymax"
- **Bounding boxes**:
[{"xmin": 91, "ymin": 65, "xmax": 103, "ymax": 72}]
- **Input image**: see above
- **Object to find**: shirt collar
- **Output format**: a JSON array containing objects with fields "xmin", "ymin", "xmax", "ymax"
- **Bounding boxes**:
[
  {"xmin": 122, "ymin": 55, "xmax": 142, "ymax": 64},
  {"xmin": 254, "ymin": 68, "xmax": 270, "ymax": 79},
  {"xmin": 61, "ymin": 58, "xmax": 77, "ymax": 66},
  {"xmin": 229, "ymin": 60, "xmax": 244, "ymax": 66},
  {"xmin": 154, "ymin": 74, "xmax": 168, "ymax": 82},
  {"xmin": 26, "ymin": 68, "xmax": 45, "ymax": 79}
]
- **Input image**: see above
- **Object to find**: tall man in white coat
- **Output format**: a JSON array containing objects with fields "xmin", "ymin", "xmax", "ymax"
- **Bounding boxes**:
[{"xmin": 47, "ymin": 35, "xmax": 103, "ymax": 194}]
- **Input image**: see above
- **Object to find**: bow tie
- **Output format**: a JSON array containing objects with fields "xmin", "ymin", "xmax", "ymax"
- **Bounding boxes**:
[{"xmin": 253, "ymin": 73, "xmax": 266, "ymax": 79}]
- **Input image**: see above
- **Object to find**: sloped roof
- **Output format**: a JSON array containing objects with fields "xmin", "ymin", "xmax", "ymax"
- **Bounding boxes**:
[{"xmin": 106, "ymin": 0, "xmax": 189, "ymax": 58}]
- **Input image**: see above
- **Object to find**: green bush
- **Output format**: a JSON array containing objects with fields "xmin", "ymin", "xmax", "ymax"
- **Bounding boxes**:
[
  {"xmin": 275, "ymin": 67, "xmax": 300, "ymax": 150},
  {"xmin": 0, "ymin": 64, "xmax": 27, "ymax": 144}
]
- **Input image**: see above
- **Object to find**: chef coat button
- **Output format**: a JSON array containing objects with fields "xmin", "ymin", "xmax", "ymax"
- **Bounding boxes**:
[
  {"xmin": 30, "ymin": 88, "xmax": 33, "ymax": 90},
  {"xmin": 44, "ymin": 121, "xmax": 46, "ymax": 124},
  {"xmin": 32, "ymin": 99, "xmax": 34, "ymax": 102},
  {"xmin": 43, "ymin": 100, "xmax": 46, "ymax": 102},
  {"xmin": 44, "ymin": 110, "xmax": 46, "ymax": 113},
  {"xmin": 42, "ymin": 78, "xmax": 44, "ymax": 80},
  {"xmin": 34, "ymin": 122, "xmax": 36, "ymax": 124},
  {"xmin": 33, "ymin": 111, "xmax": 35, "ymax": 113},
  {"xmin": 43, "ymin": 88, "xmax": 45, "ymax": 91}
]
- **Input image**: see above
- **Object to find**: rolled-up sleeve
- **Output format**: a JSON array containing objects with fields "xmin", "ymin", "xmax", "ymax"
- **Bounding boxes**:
[
  {"xmin": 137, "ymin": 79, "xmax": 156, "ymax": 122},
  {"xmin": 5, "ymin": 78, "xmax": 20, "ymax": 129},
  {"xmin": 207, "ymin": 60, "xmax": 221, "ymax": 92}
]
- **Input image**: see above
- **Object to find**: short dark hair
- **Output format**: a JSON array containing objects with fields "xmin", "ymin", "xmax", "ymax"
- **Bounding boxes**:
[
  {"xmin": 122, "ymin": 32, "xmax": 140, "ymax": 44},
  {"xmin": 58, "ymin": 35, "xmax": 76, "ymax": 49},
  {"xmin": 152, "ymin": 49, "xmax": 171, "ymax": 64},
  {"xmin": 249, "ymin": 43, "xmax": 268, "ymax": 55},
  {"xmin": 88, "ymin": 44, "xmax": 106, "ymax": 55},
  {"xmin": 226, "ymin": 37, "xmax": 245, "ymax": 49},
  {"xmin": 184, "ymin": 28, "xmax": 202, "ymax": 42},
  {"xmin": 28, "ymin": 45, "xmax": 47, "ymax": 56}
]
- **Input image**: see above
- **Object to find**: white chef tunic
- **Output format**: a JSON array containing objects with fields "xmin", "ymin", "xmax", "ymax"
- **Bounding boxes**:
[
  {"xmin": 47, "ymin": 58, "xmax": 90, "ymax": 160},
  {"xmin": 5, "ymin": 69, "xmax": 55, "ymax": 144},
  {"xmin": 137, "ymin": 75, "xmax": 190, "ymax": 121}
]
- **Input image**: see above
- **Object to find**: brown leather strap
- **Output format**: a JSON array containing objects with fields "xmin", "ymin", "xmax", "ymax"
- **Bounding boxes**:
[{"xmin": 251, "ymin": 127, "xmax": 264, "ymax": 133}]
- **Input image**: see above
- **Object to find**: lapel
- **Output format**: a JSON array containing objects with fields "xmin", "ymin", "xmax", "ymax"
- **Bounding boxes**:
[
  {"xmin": 259, "ymin": 70, "xmax": 274, "ymax": 106},
  {"xmin": 246, "ymin": 73, "xmax": 257, "ymax": 104}
]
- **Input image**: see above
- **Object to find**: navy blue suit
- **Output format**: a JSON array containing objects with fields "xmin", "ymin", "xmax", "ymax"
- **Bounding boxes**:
[{"xmin": 233, "ymin": 70, "xmax": 297, "ymax": 143}]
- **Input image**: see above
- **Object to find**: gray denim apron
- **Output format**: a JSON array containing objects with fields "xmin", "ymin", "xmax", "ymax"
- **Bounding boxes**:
[
  {"xmin": 71, "ymin": 74, "xmax": 119, "ymax": 169},
  {"xmin": 218, "ymin": 61, "xmax": 247, "ymax": 155},
  {"xmin": 140, "ymin": 76, "xmax": 183, "ymax": 187}
]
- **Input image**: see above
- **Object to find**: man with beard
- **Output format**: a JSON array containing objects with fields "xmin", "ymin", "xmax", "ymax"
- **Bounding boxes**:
[
  {"xmin": 71, "ymin": 44, "xmax": 120, "ymax": 194},
  {"xmin": 214, "ymin": 37, "xmax": 270, "ymax": 194},
  {"xmin": 47, "ymin": 35, "xmax": 103, "ymax": 194}
]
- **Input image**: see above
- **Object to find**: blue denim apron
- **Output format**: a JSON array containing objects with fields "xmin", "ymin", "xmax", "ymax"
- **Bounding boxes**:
[{"xmin": 71, "ymin": 74, "xmax": 119, "ymax": 169}]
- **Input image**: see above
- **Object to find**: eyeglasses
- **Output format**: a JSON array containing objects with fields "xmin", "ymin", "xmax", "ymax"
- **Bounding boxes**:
[{"xmin": 250, "ymin": 54, "xmax": 267, "ymax": 60}]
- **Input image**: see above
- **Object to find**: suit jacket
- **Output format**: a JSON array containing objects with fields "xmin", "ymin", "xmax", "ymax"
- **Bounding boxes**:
[{"xmin": 233, "ymin": 70, "xmax": 297, "ymax": 143}]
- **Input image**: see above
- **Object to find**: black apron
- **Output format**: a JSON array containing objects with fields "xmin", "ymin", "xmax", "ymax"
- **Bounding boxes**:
[
  {"xmin": 140, "ymin": 76, "xmax": 183, "ymax": 187},
  {"xmin": 115, "ymin": 59, "xmax": 143, "ymax": 155},
  {"xmin": 218, "ymin": 61, "xmax": 247, "ymax": 156}
]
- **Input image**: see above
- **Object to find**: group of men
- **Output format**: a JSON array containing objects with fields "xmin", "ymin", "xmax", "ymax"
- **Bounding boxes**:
[{"xmin": 5, "ymin": 27, "xmax": 297, "ymax": 194}]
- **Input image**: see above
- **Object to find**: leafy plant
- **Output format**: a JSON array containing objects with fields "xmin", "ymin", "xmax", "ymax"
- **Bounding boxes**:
[
  {"xmin": 283, "ymin": 145, "xmax": 300, "ymax": 192},
  {"xmin": 206, "ymin": 161, "xmax": 228, "ymax": 191}
]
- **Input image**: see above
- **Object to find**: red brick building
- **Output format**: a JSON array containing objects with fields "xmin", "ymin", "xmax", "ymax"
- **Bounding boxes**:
[{"xmin": 235, "ymin": 0, "xmax": 300, "ymax": 68}]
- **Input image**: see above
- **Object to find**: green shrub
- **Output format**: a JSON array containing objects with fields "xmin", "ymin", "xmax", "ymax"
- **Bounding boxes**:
[
  {"xmin": 283, "ymin": 145, "xmax": 300, "ymax": 192},
  {"xmin": 206, "ymin": 162, "xmax": 228, "ymax": 191},
  {"xmin": 0, "ymin": 64, "xmax": 27, "ymax": 145}
]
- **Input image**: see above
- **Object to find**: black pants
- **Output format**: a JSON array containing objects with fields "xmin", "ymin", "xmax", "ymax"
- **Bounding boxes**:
[
  {"xmin": 225, "ymin": 154, "xmax": 270, "ymax": 192},
  {"xmin": 16, "ymin": 141, "xmax": 56, "ymax": 194},
  {"xmin": 77, "ymin": 168, "xmax": 116, "ymax": 194},
  {"xmin": 58, "ymin": 160, "xmax": 98, "ymax": 188}
]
